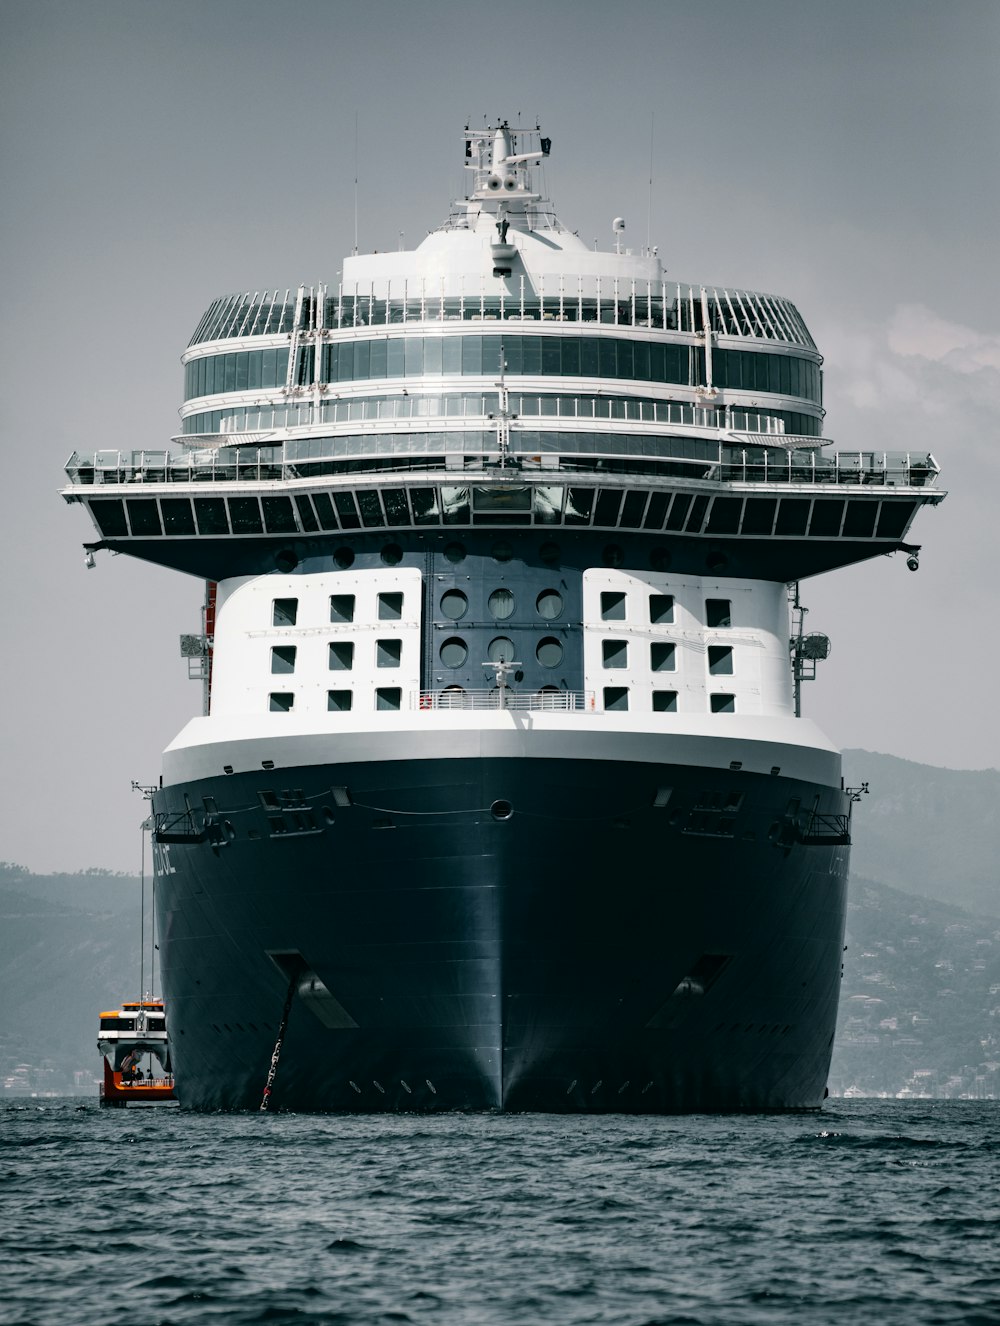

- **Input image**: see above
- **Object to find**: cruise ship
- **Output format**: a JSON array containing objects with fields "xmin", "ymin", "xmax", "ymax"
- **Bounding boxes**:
[{"xmin": 63, "ymin": 123, "xmax": 944, "ymax": 1112}]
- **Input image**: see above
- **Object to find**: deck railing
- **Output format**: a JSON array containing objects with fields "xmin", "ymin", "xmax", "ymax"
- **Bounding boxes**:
[{"xmin": 415, "ymin": 689, "xmax": 595, "ymax": 712}]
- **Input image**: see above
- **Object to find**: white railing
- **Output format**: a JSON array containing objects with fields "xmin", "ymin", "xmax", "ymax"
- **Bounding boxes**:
[{"xmin": 415, "ymin": 689, "xmax": 595, "ymax": 712}]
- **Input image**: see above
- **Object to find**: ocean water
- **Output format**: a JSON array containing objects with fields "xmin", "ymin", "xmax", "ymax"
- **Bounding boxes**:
[{"xmin": 1, "ymin": 1100, "xmax": 998, "ymax": 1326}]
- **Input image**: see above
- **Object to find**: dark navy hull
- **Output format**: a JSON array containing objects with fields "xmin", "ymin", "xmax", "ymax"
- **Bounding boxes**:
[{"xmin": 153, "ymin": 756, "xmax": 849, "ymax": 1112}]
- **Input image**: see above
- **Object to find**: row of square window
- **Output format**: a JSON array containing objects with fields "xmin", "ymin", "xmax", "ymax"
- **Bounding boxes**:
[
  {"xmin": 606, "ymin": 689, "xmax": 736, "ymax": 713},
  {"xmin": 272, "ymin": 594, "xmax": 403, "ymax": 626},
  {"xmin": 272, "ymin": 642, "xmax": 403, "ymax": 672},
  {"xmin": 266, "ymin": 688, "xmax": 737, "ymax": 714},
  {"xmin": 602, "ymin": 642, "xmax": 733, "ymax": 674},
  {"xmin": 270, "ymin": 689, "xmax": 402, "ymax": 712},
  {"xmin": 600, "ymin": 593, "xmax": 731, "ymax": 627}
]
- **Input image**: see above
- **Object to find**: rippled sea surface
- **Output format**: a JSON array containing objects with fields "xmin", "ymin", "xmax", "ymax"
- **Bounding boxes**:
[{"xmin": 2, "ymin": 1099, "xmax": 999, "ymax": 1326}]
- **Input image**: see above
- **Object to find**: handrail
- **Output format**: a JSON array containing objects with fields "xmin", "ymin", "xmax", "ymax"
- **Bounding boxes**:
[
  {"xmin": 64, "ymin": 447, "xmax": 940, "ymax": 491},
  {"xmin": 415, "ymin": 689, "xmax": 595, "ymax": 712}
]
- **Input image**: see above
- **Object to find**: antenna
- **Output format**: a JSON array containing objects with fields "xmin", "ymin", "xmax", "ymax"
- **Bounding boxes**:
[
  {"xmin": 647, "ymin": 111, "xmax": 654, "ymax": 256},
  {"xmin": 353, "ymin": 112, "xmax": 359, "ymax": 256}
]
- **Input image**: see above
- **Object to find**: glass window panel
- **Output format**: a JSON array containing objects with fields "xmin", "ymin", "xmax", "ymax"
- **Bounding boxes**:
[
  {"xmin": 383, "ymin": 488, "xmax": 410, "ymax": 524},
  {"xmin": 376, "ymin": 687, "xmax": 402, "ymax": 710},
  {"xmin": 125, "ymin": 499, "xmax": 161, "ymax": 536},
  {"xmin": 809, "ymin": 500, "xmax": 846, "ymax": 537},
  {"xmin": 269, "ymin": 692, "xmax": 294, "ymax": 712},
  {"xmin": 710, "ymin": 693, "xmax": 736, "ymax": 713},
  {"xmin": 617, "ymin": 340, "xmax": 634, "ymax": 379},
  {"xmin": 603, "ymin": 639, "xmax": 628, "ymax": 668},
  {"xmin": 487, "ymin": 636, "xmax": 515, "ymax": 663},
  {"xmin": 353, "ymin": 340, "xmax": 370, "ymax": 380},
  {"xmin": 566, "ymin": 488, "xmax": 593, "ymax": 524},
  {"xmin": 330, "ymin": 594, "xmax": 355, "ymax": 623},
  {"xmin": 387, "ymin": 338, "xmax": 404, "ymax": 377},
  {"xmin": 439, "ymin": 637, "xmax": 468, "ymax": 668},
  {"xmin": 535, "ymin": 590, "xmax": 563, "ymax": 620},
  {"xmin": 620, "ymin": 491, "xmax": 648, "ymax": 528},
  {"xmin": 334, "ymin": 493, "xmax": 361, "ymax": 529},
  {"xmin": 481, "ymin": 336, "xmax": 502, "ymax": 375},
  {"xmin": 580, "ymin": 338, "xmax": 599, "ymax": 375},
  {"xmin": 261, "ymin": 347, "xmax": 277, "ymax": 387},
  {"xmin": 541, "ymin": 339, "xmax": 560, "ymax": 374},
  {"xmin": 160, "ymin": 498, "xmax": 196, "ymax": 535},
  {"xmin": 329, "ymin": 642, "xmax": 354, "ymax": 670},
  {"xmin": 706, "ymin": 599, "xmax": 732, "ymax": 628},
  {"xmin": 90, "ymin": 499, "xmax": 128, "ymax": 538},
  {"xmin": 604, "ymin": 686, "xmax": 629, "ymax": 711},
  {"xmin": 706, "ymin": 497, "xmax": 742, "ymax": 535},
  {"xmin": 601, "ymin": 591, "xmax": 626, "ymax": 621},
  {"xmin": 262, "ymin": 496, "xmax": 297, "ymax": 534},
  {"xmin": 378, "ymin": 592, "xmax": 403, "ymax": 621},
  {"xmin": 376, "ymin": 639, "xmax": 402, "ymax": 668},
  {"xmin": 271, "ymin": 645, "xmax": 296, "ymax": 674},
  {"xmin": 488, "ymin": 588, "xmax": 515, "ymax": 620},
  {"xmin": 842, "ymin": 501, "xmax": 877, "ymax": 539},
  {"xmin": 461, "ymin": 336, "xmax": 482, "ymax": 375},
  {"xmin": 442, "ymin": 336, "xmax": 462, "ymax": 373},
  {"xmin": 521, "ymin": 336, "xmax": 541, "ymax": 374},
  {"xmin": 275, "ymin": 347, "xmax": 289, "ymax": 383},
  {"xmin": 665, "ymin": 494, "xmax": 691, "ymax": 531},
  {"xmin": 594, "ymin": 490, "xmax": 623, "ymax": 526},
  {"xmin": 248, "ymin": 350, "xmax": 262, "ymax": 390},
  {"xmin": 228, "ymin": 497, "xmax": 263, "ymax": 534},
  {"xmin": 369, "ymin": 338, "xmax": 387, "ymax": 378},
  {"xmin": 357, "ymin": 491, "xmax": 385, "ymax": 528},
  {"xmin": 598, "ymin": 339, "xmax": 617, "ymax": 377},
  {"xmin": 651, "ymin": 643, "xmax": 676, "ymax": 672},
  {"xmin": 404, "ymin": 337, "xmax": 423, "ymax": 376},
  {"xmin": 194, "ymin": 497, "xmax": 228, "ymax": 535},
  {"xmin": 311, "ymin": 492, "xmax": 339, "ymax": 529},
  {"xmin": 536, "ymin": 637, "xmax": 563, "ymax": 667},
  {"xmin": 293, "ymin": 494, "xmax": 319, "ymax": 533},
  {"xmin": 741, "ymin": 498, "xmax": 777, "ymax": 536},
  {"xmin": 424, "ymin": 337, "xmax": 443, "ymax": 374},
  {"xmin": 410, "ymin": 488, "xmax": 438, "ymax": 524},
  {"xmin": 440, "ymin": 589, "xmax": 468, "ymax": 620},
  {"xmin": 441, "ymin": 486, "xmax": 470, "ymax": 525},
  {"xmin": 270, "ymin": 596, "xmax": 294, "ymax": 625},
  {"xmin": 775, "ymin": 498, "xmax": 810, "ymax": 536},
  {"xmin": 649, "ymin": 595, "xmax": 674, "ymax": 625},
  {"xmin": 642, "ymin": 492, "xmax": 669, "ymax": 530},
  {"xmin": 708, "ymin": 645, "xmax": 734, "ymax": 675},
  {"xmin": 685, "ymin": 495, "xmax": 710, "ymax": 532},
  {"xmin": 561, "ymin": 339, "xmax": 580, "ymax": 375},
  {"xmin": 327, "ymin": 690, "xmax": 353, "ymax": 711},
  {"xmin": 875, "ymin": 500, "xmax": 917, "ymax": 539},
  {"xmin": 235, "ymin": 352, "xmax": 249, "ymax": 390},
  {"xmin": 652, "ymin": 690, "xmax": 677, "ymax": 712}
]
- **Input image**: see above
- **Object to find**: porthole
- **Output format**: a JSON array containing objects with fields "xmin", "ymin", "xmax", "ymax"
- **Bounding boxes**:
[
  {"xmin": 487, "ymin": 636, "xmax": 515, "ymax": 663},
  {"xmin": 333, "ymin": 547, "xmax": 355, "ymax": 569},
  {"xmin": 444, "ymin": 541, "xmax": 466, "ymax": 564},
  {"xmin": 440, "ymin": 589, "xmax": 469, "ymax": 621},
  {"xmin": 491, "ymin": 800, "xmax": 514, "ymax": 821},
  {"xmin": 381, "ymin": 542, "xmax": 403, "ymax": 566},
  {"xmin": 536, "ymin": 637, "xmax": 563, "ymax": 668},
  {"xmin": 650, "ymin": 547, "xmax": 671, "ymax": 572},
  {"xmin": 439, "ymin": 637, "xmax": 468, "ymax": 668},
  {"xmin": 488, "ymin": 588, "xmax": 515, "ymax": 620},
  {"xmin": 275, "ymin": 549, "xmax": 298, "ymax": 573},
  {"xmin": 540, "ymin": 540, "xmax": 560, "ymax": 565},
  {"xmin": 706, "ymin": 550, "xmax": 729, "ymax": 572},
  {"xmin": 603, "ymin": 544, "xmax": 625, "ymax": 568},
  {"xmin": 535, "ymin": 589, "xmax": 563, "ymax": 620},
  {"xmin": 321, "ymin": 806, "xmax": 336, "ymax": 824},
  {"xmin": 492, "ymin": 541, "xmax": 513, "ymax": 563}
]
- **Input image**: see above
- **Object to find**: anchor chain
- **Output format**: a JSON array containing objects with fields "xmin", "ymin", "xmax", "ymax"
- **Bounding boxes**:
[{"xmin": 259, "ymin": 971, "xmax": 298, "ymax": 1112}]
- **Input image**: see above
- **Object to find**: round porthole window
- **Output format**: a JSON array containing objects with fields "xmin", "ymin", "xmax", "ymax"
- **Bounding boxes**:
[
  {"xmin": 334, "ymin": 547, "xmax": 355, "ymax": 569},
  {"xmin": 439, "ymin": 637, "xmax": 468, "ymax": 668},
  {"xmin": 444, "ymin": 541, "xmax": 466, "ymax": 564},
  {"xmin": 381, "ymin": 542, "xmax": 403, "ymax": 565},
  {"xmin": 440, "ymin": 589, "xmax": 469, "ymax": 621},
  {"xmin": 536, "ymin": 637, "xmax": 563, "ymax": 668},
  {"xmin": 488, "ymin": 588, "xmax": 515, "ymax": 620},
  {"xmin": 603, "ymin": 543, "xmax": 625, "ymax": 568},
  {"xmin": 650, "ymin": 547, "xmax": 671, "ymax": 572},
  {"xmin": 487, "ymin": 637, "xmax": 515, "ymax": 663},
  {"xmin": 535, "ymin": 589, "xmax": 563, "ymax": 620},
  {"xmin": 492, "ymin": 541, "xmax": 514, "ymax": 563},
  {"xmin": 275, "ymin": 549, "xmax": 298, "ymax": 573},
  {"xmin": 540, "ymin": 540, "xmax": 560, "ymax": 565},
  {"xmin": 491, "ymin": 799, "xmax": 514, "ymax": 821}
]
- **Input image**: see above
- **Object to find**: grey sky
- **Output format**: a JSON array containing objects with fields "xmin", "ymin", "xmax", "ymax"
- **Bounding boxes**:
[{"xmin": 2, "ymin": 0, "xmax": 997, "ymax": 873}]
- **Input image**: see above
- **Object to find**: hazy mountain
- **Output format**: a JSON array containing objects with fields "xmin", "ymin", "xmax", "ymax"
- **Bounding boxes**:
[{"xmin": 843, "ymin": 750, "xmax": 1000, "ymax": 919}]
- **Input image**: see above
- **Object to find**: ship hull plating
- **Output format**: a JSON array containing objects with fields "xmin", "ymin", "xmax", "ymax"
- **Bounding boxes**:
[{"xmin": 153, "ymin": 755, "xmax": 849, "ymax": 1112}]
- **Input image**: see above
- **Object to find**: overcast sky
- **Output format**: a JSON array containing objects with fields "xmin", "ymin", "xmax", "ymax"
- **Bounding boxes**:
[{"xmin": 2, "ymin": 0, "xmax": 997, "ymax": 874}]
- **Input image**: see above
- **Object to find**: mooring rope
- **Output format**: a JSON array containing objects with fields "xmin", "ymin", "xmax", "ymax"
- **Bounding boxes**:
[{"xmin": 259, "ymin": 971, "xmax": 298, "ymax": 1112}]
